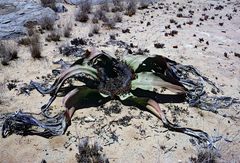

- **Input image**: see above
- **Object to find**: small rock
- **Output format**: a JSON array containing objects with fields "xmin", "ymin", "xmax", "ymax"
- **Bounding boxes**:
[
  {"xmin": 154, "ymin": 43, "xmax": 165, "ymax": 48},
  {"xmin": 122, "ymin": 29, "xmax": 130, "ymax": 33}
]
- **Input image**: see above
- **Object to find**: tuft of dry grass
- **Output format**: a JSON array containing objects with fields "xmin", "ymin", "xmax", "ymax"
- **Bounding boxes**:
[
  {"xmin": 30, "ymin": 34, "xmax": 42, "ymax": 59},
  {"xmin": 100, "ymin": 0, "xmax": 110, "ymax": 12},
  {"xmin": 94, "ymin": 9, "xmax": 108, "ymax": 22},
  {"xmin": 104, "ymin": 18, "xmax": 116, "ymax": 29},
  {"xmin": 18, "ymin": 37, "xmax": 31, "ymax": 46},
  {"xmin": 75, "ymin": 137, "xmax": 109, "ymax": 163},
  {"xmin": 46, "ymin": 31, "xmax": 61, "ymax": 42},
  {"xmin": 125, "ymin": 0, "xmax": 137, "ymax": 16},
  {"xmin": 79, "ymin": 0, "xmax": 92, "ymax": 13},
  {"xmin": 91, "ymin": 25, "xmax": 100, "ymax": 34},
  {"xmin": 114, "ymin": 13, "xmax": 122, "ymax": 22},
  {"xmin": 92, "ymin": 14, "xmax": 99, "ymax": 24},
  {"xmin": 0, "ymin": 42, "xmax": 18, "ymax": 66},
  {"xmin": 75, "ymin": 9, "xmax": 89, "ymax": 23},
  {"xmin": 63, "ymin": 23, "xmax": 72, "ymax": 38},
  {"xmin": 112, "ymin": 0, "xmax": 124, "ymax": 12},
  {"xmin": 40, "ymin": 0, "xmax": 57, "ymax": 11},
  {"xmin": 40, "ymin": 16, "xmax": 55, "ymax": 31},
  {"xmin": 190, "ymin": 146, "xmax": 220, "ymax": 163},
  {"xmin": 138, "ymin": 0, "xmax": 149, "ymax": 10}
]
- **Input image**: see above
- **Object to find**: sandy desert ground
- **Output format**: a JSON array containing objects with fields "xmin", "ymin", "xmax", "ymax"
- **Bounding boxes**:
[{"xmin": 0, "ymin": 0, "xmax": 240, "ymax": 162}]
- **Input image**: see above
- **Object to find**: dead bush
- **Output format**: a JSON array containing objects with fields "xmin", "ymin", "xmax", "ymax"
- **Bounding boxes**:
[
  {"xmin": 91, "ymin": 25, "xmax": 100, "ymax": 34},
  {"xmin": 27, "ymin": 27, "xmax": 35, "ymax": 36},
  {"xmin": 92, "ymin": 14, "xmax": 99, "ymax": 24},
  {"xmin": 46, "ymin": 31, "xmax": 61, "ymax": 42},
  {"xmin": 95, "ymin": 9, "xmax": 108, "ymax": 22},
  {"xmin": 100, "ymin": 0, "xmax": 110, "ymax": 12},
  {"xmin": 40, "ymin": 16, "xmax": 55, "ymax": 30},
  {"xmin": 0, "ymin": 42, "xmax": 18, "ymax": 66},
  {"xmin": 75, "ymin": 137, "xmax": 109, "ymax": 163},
  {"xmin": 75, "ymin": 9, "xmax": 89, "ymax": 22},
  {"xmin": 104, "ymin": 19, "xmax": 116, "ymax": 29},
  {"xmin": 114, "ymin": 13, "xmax": 122, "ymax": 22},
  {"xmin": 138, "ymin": 0, "xmax": 149, "ymax": 10},
  {"xmin": 112, "ymin": 0, "xmax": 124, "ymax": 12},
  {"xmin": 63, "ymin": 23, "xmax": 72, "ymax": 38},
  {"xmin": 79, "ymin": 0, "xmax": 92, "ymax": 13},
  {"xmin": 40, "ymin": 0, "xmax": 57, "ymax": 11},
  {"xmin": 18, "ymin": 37, "xmax": 31, "ymax": 46},
  {"xmin": 190, "ymin": 146, "xmax": 220, "ymax": 163},
  {"xmin": 125, "ymin": 0, "xmax": 136, "ymax": 16},
  {"xmin": 30, "ymin": 34, "xmax": 42, "ymax": 59}
]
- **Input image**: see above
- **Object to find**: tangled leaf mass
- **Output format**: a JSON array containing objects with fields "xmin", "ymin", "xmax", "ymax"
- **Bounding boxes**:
[{"xmin": 1, "ymin": 51, "xmax": 239, "ymax": 148}]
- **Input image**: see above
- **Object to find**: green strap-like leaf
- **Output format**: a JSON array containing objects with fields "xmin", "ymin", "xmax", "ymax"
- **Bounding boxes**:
[
  {"xmin": 123, "ymin": 55, "xmax": 148, "ymax": 71},
  {"xmin": 32, "ymin": 64, "xmax": 98, "ymax": 95},
  {"xmin": 63, "ymin": 86, "xmax": 108, "ymax": 109},
  {"xmin": 131, "ymin": 72, "xmax": 185, "ymax": 94}
]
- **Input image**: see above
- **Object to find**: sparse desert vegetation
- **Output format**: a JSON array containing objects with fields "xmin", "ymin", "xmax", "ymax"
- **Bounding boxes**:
[
  {"xmin": 40, "ymin": 0, "xmax": 57, "ymax": 11},
  {"xmin": 114, "ymin": 13, "xmax": 122, "ymax": 22},
  {"xmin": 75, "ymin": 8, "xmax": 89, "ymax": 23},
  {"xmin": 125, "ymin": 0, "xmax": 137, "ymax": 16},
  {"xmin": 63, "ymin": 22, "xmax": 72, "ymax": 38},
  {"xmin": 18, "ymin": 37, "xmax": 31, "ymax": 46},
  {"xmin": 138, "ymin": 0, "xmax": 149, "ymax": 10},
  {"xmin": 40, "ymin": 16, "xmax": 55, "ymax": 31},
  {"xmin": 29, "ymin": 34, "xmax": 42, "ymax": 59},
  {"xmin": 0, "ymin": 41, "xmax": 18, "ymax": 65},
  {"xmin": 46, "ymin": 30, "xmax": 61, "ymax": 42},
  {"xmin": 190, "ymin": 146, "xmax": 220, "ymax": 163},
  {"xmin": 100, "ymin": 0, "xmax": 110, "ymax": 12},
  {"xmin": 75, "ymin": 138, "xmax": 109, "ymax": 163},
  {"xmin": 112, "ymin": 0, "xmax": 124, "ymax": 12}
]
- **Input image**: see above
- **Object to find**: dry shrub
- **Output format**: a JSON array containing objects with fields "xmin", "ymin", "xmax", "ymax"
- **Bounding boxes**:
[
  {"xmin": 40, "ymin": 0, "xmax": 57, "ymax": 11},
  {"xmin": 0, "ymin": 41, "xmax": 18, "ymax": 66},
  {"xmin": 75, "ymin": 1, "xmax": 91, "ymax": 23},
  {"xmin": 104, "ymin": 18, "xmax": 116, "ymax": 29},
  {"xmin": 92, "ymin": 14, "xmax": 99, "ymax": 24},
  {"xmin": 46, "ymin": 31, "xmax": 61, "ymax": 42},
  {"xmin": 114, "ymin": 13, "xmax": 122, "ymax": 22},
  {"xmin": 100, "ymin": 0, "xmax": 109, "ymax": 12},
  {"xmin": 138, "ymin": 0, "xmax": 149, "ymax": 10},
  {"xmin": 75, "ymin": 9, "xmax": 89, "ymax": 22},
  {"xmin": 190, "ymin": 146, "xmax": 220, "ymax": 163},
  {"xmin": 27, "ymin": 27, "xmax": 35, "ymax": 36},
  {"xmin": 18, "ymin": 37, "xmax": 31, "ymax": 46},
  {"xmin": 75, "ymin": 137, "xmax": 109, "ymax": 163},
  {"xmin": 125, "ymin": 0, "xmax": 136, "ymax": 16},
  {"xmin": 63, "ymin": 22, "xmax": 72, "ymax": 38},
  {"xmin": 95, "ymin": 9, "xmax": 108, "ymax": 22},
  {"xmin": 40, "ymin": 16, "xmax": 55, "ymax": 30},
  {"xmin": 91, "ymin": 25, "xmax": 100, "ymax": 34},
  {"xmin": 30, "ymin": 34, "xmax": 42, "ymax": 59},
  {"xmin": 112, "ymin": 0, "xmax": 124, "ymax": 12},
  {"xmin": 79, "ymin": 0, "xmax": 92, "ymax": 13}
]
